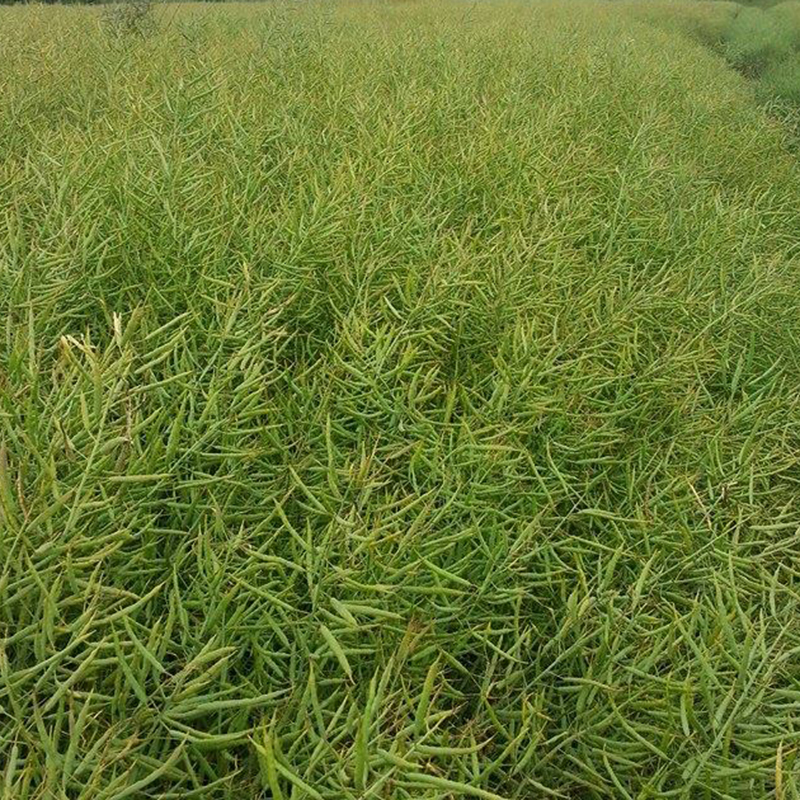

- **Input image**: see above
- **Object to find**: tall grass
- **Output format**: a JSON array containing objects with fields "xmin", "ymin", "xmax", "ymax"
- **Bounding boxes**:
[{"xmin": 2, "ymin": 2, "xmax": 800, "ymax": 797}]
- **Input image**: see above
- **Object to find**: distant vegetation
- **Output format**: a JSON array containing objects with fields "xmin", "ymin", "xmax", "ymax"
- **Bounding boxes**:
[
  {"xmin": 3, "ymin": 1, "xmax": 800, "ymax": 799},
  {"xmin": 727, "ymin": 2, "xmax": 800, "ymax": 104},
  {"xmin": 631, "ymin": 0, "xmax": 800, "ymax": 113}
]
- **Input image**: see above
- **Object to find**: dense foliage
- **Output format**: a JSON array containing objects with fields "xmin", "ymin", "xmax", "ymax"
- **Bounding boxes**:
[{"xmin": 2, "ymin": 2, "xmax": 800, "ymax": 798}]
